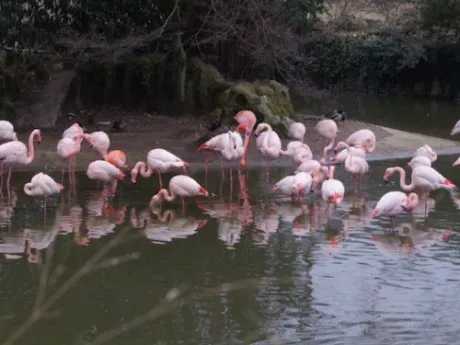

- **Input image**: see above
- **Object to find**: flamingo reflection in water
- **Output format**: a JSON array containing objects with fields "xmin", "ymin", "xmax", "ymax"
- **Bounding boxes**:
[
  {"xmin": 0, "ymin": 230, "xmax": 28, "ymax": 260},
  {"xmin": 370, "ymin": 222, "xmax": 454, "ymax": 257},
  {"xmin": 289, "ymin": 202, "xmax": 319, "ymax": 237},
  {"xmin": 82, "ymin": 189, "xmax": 127, "ymax": 245},
  {"xmin": 130, "ymin": 206, "xmax": 207, "ymax": 244},
  {"xmin": 0, "ymin": 188, "xmax": 17, "ymax": 229},
  {"xmin": 252, "ymin": 201, "xmax": 280, "ymax": 247}
]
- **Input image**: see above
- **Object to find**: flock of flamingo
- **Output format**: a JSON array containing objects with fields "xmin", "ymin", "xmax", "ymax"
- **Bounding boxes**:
[{"xmin": 0, "ymin": 111, "xmax": 460, "ymax": 229}]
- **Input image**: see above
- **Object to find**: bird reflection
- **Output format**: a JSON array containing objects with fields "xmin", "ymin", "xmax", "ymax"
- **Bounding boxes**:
[
  {"xmin": 24, "ymin": 223, "xmax": 60, "ymax": 263},
  {"xmin": 131, "ymin": 206, "xmax": 207, "ymax": 244},
  {"xmin": 320, "ymin": 218, "xmax": 347, "ymax": 255},
  {"xmin": 0, "ymin": 189, "xmax": 17, "ymax": 229},
  {"xmin": 291, "ymin": 202, "xmax": 320, "ymax": 237},
  {"xmin": 370, "ymin": 221, "xmax": 453, "ymax": 257},
  {"xmin": 0, "ymin": 230, "xmax": 28, "ymax": 260},
  {"xmin": 57, "ymin": 190, "xmax": 83, "ymax": 236},
  {"xmin": 341, "ymin": 192, "xmax": 368, "ymax": 233},
  {"xmin": 252, "ymin": 201, "xmax": 279, "ymax": 247},
  {"xmin": 82, "ymin": 190, "xmax": 127, "ymax": 245}
]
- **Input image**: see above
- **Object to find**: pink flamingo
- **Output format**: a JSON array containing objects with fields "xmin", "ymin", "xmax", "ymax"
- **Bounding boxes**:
[
  {"xmin": 56, "ymin": 133, "xmax": 83, "ymax": 185},
  {"xmin": 62, "ymin": 122, "xmax": 85, "ymax": 139},
  {"xmin": 454, "ymin": 157, "xmax": 460, "ymax": 167},
  {"xmin": 288, "ymin": 122, "xmax": 306, "ymax": 141},
  {"xmin": 294, "ymin": 159, "xmax": 328, "ymax": 191},
  {"xmin": 131, "ymin": 148, "xmax": 188, "ymax": 188},
  {"xmin": 344, "ymin": 129, "xmax": 376, "ymax": 153},
  {"xmin": 280, "ymin": 141, "xmax": 313, "ymax": 165},
  {"xmin": 315, "ymin": 119, "xmax": 337, "ymax": 164},
  {"xmin": 84, "ymin": 131, "xmax": 128, "ymax": 169},
  {"xmin": 272, "ymin": 175, "xmax": 296, "ymax": 199},
  {"xmin": 234, "ymin": 110, "xmax": 257, "ymax": 168},
  {"xmin": 0, "ymin": 120, "xmax": 17, "ymax": 194},
  {"xmin": 450, "ymin": 119, "xmax": 460, "ymax": 136},
  {"xmin": 293, "ymin": 172, "xmax": 313, "ymax": 198},
  {"xmin": 149, "ymin": 174, "xmax": 209, "ymax": 213},
  {"xmin": 321, "ymin": 165, "xmax": 345, "ymax": 205},
  {"xmin": 372, "ymin": 191, "xmax": 419, "ymax": 228},
  {"xmin": 407, "ymin": 155, "xmax": 431, "ymax": 170},
  {"xmin": 87, "ymin": 160, "xmax": 125, "ymax": 194},
  {"xmin": 24, "ymin": 172, "xmax": 64, "ymax": 221},
  {"xmin": 413, "ymin": 144, "xmax": 437, "ymax": 162},
  {"xmin": 331, "ymin": 141, "xmax": 367, "ymax": 164},
  {"xmin": 254, "ymin": 123, "xmax": 282, "ymax": 177},
  {"xmin": 0, "ymin": 129, "xmax": 42, "ymax": 197},
  {"xmin": 341, "ymin": 142, "xmax": 369, "ymax": 192},
  {"xmin": 197, "ymin": 130, "xmax": 243, "ymax": 175},
  {"xmin": 383, "ymin": 165, "xmax": 456, "ymax": 215}
]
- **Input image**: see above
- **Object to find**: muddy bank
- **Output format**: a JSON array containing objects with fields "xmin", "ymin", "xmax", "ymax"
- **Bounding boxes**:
[{"xmin": 12, "ymin": 113, "xmax": 460, "ymax": 173}]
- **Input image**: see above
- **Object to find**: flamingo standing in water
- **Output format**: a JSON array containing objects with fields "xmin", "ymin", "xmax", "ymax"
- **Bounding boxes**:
[
  {"xmin": 315, "ymin": 119, "xmax": 337, "ymax": 164},
  {"xmin": 131, "ymin": 148, "xmax": 188, "ymax": 188},
  {"xmin": 24, "ymin": 173, "xmax": 64, "ymax": 221},
  {"xmin": 0, "ymin": 129, "xmax": 42, "ymax": 197},
  {"xmin": 197, "ymin": 130, "xmax": 243, "ymax": 170},
  {"xmin": 321, "ymin": 165, "xmax": 345, "ymax": 205},
  {"xmin": 407, "ymin": 155, "xmax": 431, "ymax": 170},
  {"xmin": 413, "ymin": 144, "xmax": 437, "ymax": 162},
  {"xmin": 84, "ymin": 131, "xmax": 128, "ymax": 169},
  {"xmin": 295, "ymin": 159, "xmax": 328, "ymax": 191},
  {"xmin": 56, "ymin": 133, "xmax": 83, "ymax": 185},
  {"xmin": 372, "ymin": 191, "xmax": 419, "ymax": 228},
  {"xmin": 331, "ymin": 141, "xmax": 366, "ymax": 164},
  {"xmin": 254, "ymin": 122, "xmax": 282, "ymax": 177},
  {"xmin": 87, "ymin": 160, "xmax": 125, "ymax": 194},
  {"xmin": 344, "ymin": 129, "xmax": 376, "ymax": 152},
  {"xmin": 0, "ymin": 120, "xmax": 18, "ymax": 193},
  {"xmin": 149, "ymin": 174, "xmax": 209, "ymax": 213},
  {"xmin": 340, "ymin": 142, "xmax": 369, "ymax": 192},
  {"xmin": 288, "ymin": 122, "xmax": 306, "ymax": 141},
  {"xmin": 62, "ymin": 122, "xmax": 85, "ymax": 140},
  {"xmin": 280, "ymin": 141, "xmax": 313, "ymax": 165},
  {"xmin": 234, "ymin": 110, "xmax": 257, "ymax": 168},
  {"xmin": 383, "ymin": 165, "xmax": 456, "ymax": 215}
]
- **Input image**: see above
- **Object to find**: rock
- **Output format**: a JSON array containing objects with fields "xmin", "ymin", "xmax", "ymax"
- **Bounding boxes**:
[{"xmin": 185, "ymin": 58, "xmax": 295, "ymax": 127}]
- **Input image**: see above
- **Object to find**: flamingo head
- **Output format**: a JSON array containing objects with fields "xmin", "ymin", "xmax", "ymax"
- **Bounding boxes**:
[
  {"xmin": 149, "ymin": 194, "xmax": 162, "ymax": 208},
  {"xmin": 293, "ymin": 182, "xmax": 303, "ymax": 197},
  {"xmin": 383, "ymin": 167, "xmax": 396, "ymax": 183},
  {"xmin": 83, "ymin": 133, "xmax": 93, "ymax": 147},
  {"xmin": 198, "ymin": 186, "xmax": 209, "ymax": 197},
  {"xmin": 235, "ymin": 123, "xmax": 246, "ymax": 133},
  {"xmin": 333, "ymin": 141, "xmax": 347, "ymax": 154},
  {"xmin": 371, "ymin": 208, "xmax": 379, "ymax": 217},
  {"xmin": 106, "ymin": 150, "xmax": 128, "ymax": 169},
  {"xmin": 328, "ymin": 192, "xmax": 342, "ymax": 204},
  {"xmin": 402, "ymin": 192, "xmax": 419, "ymax": 211},
  {"xmin": 197, "ymin": 219, "xmax": 208, "ymax": 229}
]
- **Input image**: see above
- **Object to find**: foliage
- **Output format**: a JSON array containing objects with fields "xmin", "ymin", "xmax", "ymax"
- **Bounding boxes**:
[
  {"xmin": 302, "ymin": 29, "xmax": 426, "ymax": 91},
  {"xmin": 419, "ymin": 0, "xmax": 460, "ymax": 37}
]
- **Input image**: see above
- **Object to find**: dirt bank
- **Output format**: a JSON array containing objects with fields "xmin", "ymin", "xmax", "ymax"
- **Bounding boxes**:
[{"xmin": 11, "ymin": 111, "xmax": 460, "ymax": 173}]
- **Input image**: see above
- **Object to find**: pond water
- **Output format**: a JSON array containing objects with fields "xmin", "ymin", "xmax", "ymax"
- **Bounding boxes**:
[
  {"xmin": 295, "ymin": 93, "xmax": 460, "ymax": 140},
  {"xmin": 1, "ymin": 152, "xmax": 460, "ymax": 345}
]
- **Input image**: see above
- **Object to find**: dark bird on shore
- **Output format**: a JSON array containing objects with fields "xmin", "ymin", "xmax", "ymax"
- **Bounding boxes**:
[
  {"xmin": 327, "ymin": 109, "xmax": 346, "ymax": 122},
  {"xmin": 112, "ymin": 118, "xmax": 125, "ymax": 132}
]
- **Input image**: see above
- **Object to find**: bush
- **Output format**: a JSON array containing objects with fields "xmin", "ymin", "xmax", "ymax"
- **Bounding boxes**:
[{"xmin": 420, "ymin": 0, "xmax": 460, "ymax": 37}]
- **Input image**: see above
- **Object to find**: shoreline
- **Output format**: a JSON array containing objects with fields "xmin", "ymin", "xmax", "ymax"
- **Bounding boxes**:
[{"xmin": 10, "ymin": 114, "xmax": 460, "ymax": 173}]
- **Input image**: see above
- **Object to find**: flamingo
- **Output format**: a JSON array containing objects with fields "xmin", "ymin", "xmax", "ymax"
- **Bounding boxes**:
[
  {"xmin": 87, "ymin": 160, "xmax": 125, "ymax": 194},
  {"xmin": 315, "ymin": 119, "xmax": 337, "ymax": 164},
  {"xmin": 149, "ymin": 174, "xmax": 209, "ymax": 212},
  {"xmin": 254, "ymin": 122, "xmax": 282, "ymax": 177},
  {"xmin": 331, "ymin": 142, "xmax": 366, "ymax": 164},
  {"xmin": 407, "ymin": 155, "xmax": 431, "ymax": 170},
  {"xmin": 280, "ymin": 141, "xmax": 313, "ymax": 165},
  {"xmin": 341, "ymin": 142, "xmax": 369, "ymax": 192},
  {"xmin": 383, "ymin": 165, "xmax": 456, "ymax": 215},
  {"xmin": 24, "ymin": 173, "xmax": 64, "ymax": 221},
  {"xmin": 344, "ymin": 129, "xmax": 376, "ymax": 153},
  {"xmin": 321, "ymin": 165, "xmax": 345, "ymax": 205},
  {"xmin": 288, "ymin": 122, "xmax": 306, "ymax": 141},
  {"xmin": 450, "ymin": 119, "xmax": 460, "ymax": 136},
  {"xmin": 234, "ymin": 110, "xmax": 257, "ymax": 168},
  {"xmin": 56, "ymin": 133, "xmax": 83, "ymax": 185},
  {"xmin": 0, "ymin": 120, "xmax": 18, "ymax": 194},
  {"xmin": 293, "ymin": 172, "xmax": 313, "ymax": 197},
  {"xmin": 0, "ymin": 129, "xmax": 42, "ymax": 196},
  {"xmin": 84, "ymin": 131, "xmax": 127, "ymax": 169},
  {"xmin": 62, "ymin": 123, "xmax": 84, "ymax": 140},
  {"xmin": 413, "ymin": 144, "xmax": 437, "ymax": 162},
  {"xmin": 372, "ymin": 191, "xmax": 419, "ymax": 228},
  {"xmin": 453, "ymin": 157, "xmax": 460, "ymax": 167},
  {"xmin": 272, "ymin": 175, "xmax": 296, "ymax": 198},
  {"xmin": 131, "ymin": 148, "xmax": 188, "ymax": 188},
  {"xmin": 295, "ymin": 159, "xmax": 328, "ymax": 191}
]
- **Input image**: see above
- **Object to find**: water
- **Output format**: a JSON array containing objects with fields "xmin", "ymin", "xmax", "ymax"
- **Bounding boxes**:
[
  {"xmin": 295, "ymin": 93, "xmax": 460, "ymax": 140},
  {"xmin": 1, "ymin": 152, "xmax": 460, "ymax": 345}
]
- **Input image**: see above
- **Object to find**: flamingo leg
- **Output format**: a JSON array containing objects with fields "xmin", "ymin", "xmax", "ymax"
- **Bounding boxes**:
[
  {"xmin": 229, "ymin": 167, "xmax": 233, "ymax": 200},
  {"xmin": 0, "ymin": 163, "xmax": 3, "ymax": 198},
  {"xmin": 158, "ymin": 171, "xmax": 163, "ymax": 188},
  {"xmin": 6, "ymin": 166, "xmax": 12, "ymax": 200},
  {"xmin": 181, "ymin": 197, "xmax": 187, "ymax": 214},
  {"xmin": 44, "ymin": 197, "xmax": 47, "ymax": 225}
]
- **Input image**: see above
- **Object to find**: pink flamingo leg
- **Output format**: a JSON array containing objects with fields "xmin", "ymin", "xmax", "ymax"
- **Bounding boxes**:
[
  {"xmin": 229, "ymin": 167, "xmax": 233, "ymax": 200},
  {"xmin": 6, "ymin": 166, "xmax": 12, "ymax": 200},
  {"xmin": 0, "ymin": 163, "xmax": 3, "ymax": 198},
  {"xmin": 181, "ymin": 197, "xmax": 188, "ymax": 214}
]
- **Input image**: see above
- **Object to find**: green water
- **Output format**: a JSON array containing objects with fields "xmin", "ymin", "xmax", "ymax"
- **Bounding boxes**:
[{"xmin": 1, "ymin": 150, "xmax": 460, "ymax": 345}]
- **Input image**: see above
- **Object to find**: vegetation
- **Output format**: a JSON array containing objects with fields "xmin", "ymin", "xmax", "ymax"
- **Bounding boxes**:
[{"xmin": 2, "ymin": 0, "xmax": 460, "ymax": 124}]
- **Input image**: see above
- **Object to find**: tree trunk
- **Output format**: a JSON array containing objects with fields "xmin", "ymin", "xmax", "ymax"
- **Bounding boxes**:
[{"xmin": 172, "ymin": 32, "xmax": 187, "ymax": 108}]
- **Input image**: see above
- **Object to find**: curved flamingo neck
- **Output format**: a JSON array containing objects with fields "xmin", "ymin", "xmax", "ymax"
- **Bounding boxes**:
[
  {"xmin": 259, "ymin": 123, "xmax": 272, "ymax": 133},
  {"xmin": 24, "ymin": 183, "xmax": 33, "ymax": 195},
  {"xmin": 322, "ymin": 137, "xmax": 335, "ymax": 163},
  {"xmin": 158, "ymin": 188, "xmax": 176, "ymax": 202},
  {"xmin": 135, "ymin": 161, "xmax": 152, "ymax": 178},
  {"xmin": 393, "ymin": 167, "xmax": 414, "ymax": 191},
  {"xmin": 328, "ymin": 166, "xmax": 335, "ymax": 179},
  {"xmin": 26, "ymin": 129, "xmax": 40, "ymax": 164}
]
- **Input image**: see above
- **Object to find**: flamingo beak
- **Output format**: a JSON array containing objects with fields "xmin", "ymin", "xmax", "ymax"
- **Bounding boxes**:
[
  {"xmin": 199, "ymin": 187, "xmax": 209, "ymax": 196},
  {"xmin": 235, "ymin": 124, "xmax": 246, "ymax": 133}
]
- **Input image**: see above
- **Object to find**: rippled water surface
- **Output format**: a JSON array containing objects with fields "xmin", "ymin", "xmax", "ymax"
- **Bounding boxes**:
[{"xmin": 1, "ymin": 154, "xmax": 460, "ymax": 345}]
